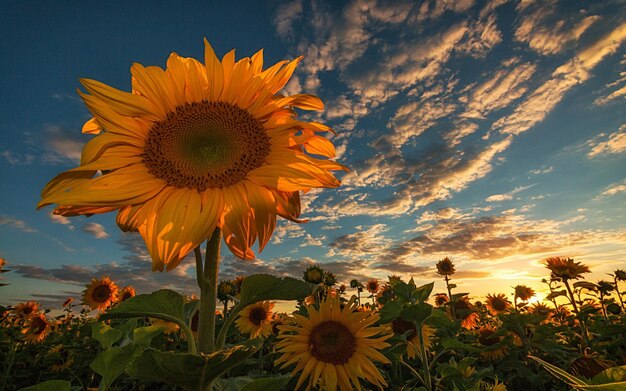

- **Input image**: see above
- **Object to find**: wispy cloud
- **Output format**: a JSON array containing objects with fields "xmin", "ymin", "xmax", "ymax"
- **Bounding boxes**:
[
  {"xmin": 0, "ymin": 215, "xmax": 37, "ymax": 233},
  {"xmin": 587, "ymin": 124, "xmax": 626, "ymax": 158},
  {"xmin": 49, "ymin": 212, "xmax": 75, "ymax": 231},
  {"xmin": 82, "ymin": 222, "xmax": 109, "ymax": 239}
]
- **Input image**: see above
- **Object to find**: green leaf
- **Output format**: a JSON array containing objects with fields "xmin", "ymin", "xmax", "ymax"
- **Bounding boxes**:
[
  {"xmin": 591, "ymin": 366, "xmax": 626, "ymax": 385},
  {"xmin": 18, "ymin": 380, "xmax": 71, "ymax": 391},
  {"xmin": 546, "ymin": 290, "xmax": 567, "ymax": 300},
  {"xmin": 127, "ymin": 340, "xmax": 262, "ymax": 391},
  {"xmin": 414, "ymin": 282, "xmax": 435, "ymax": 302},
  {"xmin": 90, "ymin": 344, "xmax": 143, "ymax": 391},
  {"xmin": 133, "ymin": 325, "xmax": 164, "ymax": 347},
  {"xmin": 528, "ymin": 356, "xmax": 588, "ymax": 386},
  {"xmin": 239, "ymin": 274, "xmax": 314, "ymax": 308},
  {"xmin": 100, "ymin": 289, "xmax": 185, "ymax": 324},
  {"xmin": 240, "ymin": 375, "xmax": 292, "ymax": 391},
  {"xmin": 401, "ymin": 302, "xmax": 433, "ymax": 325},
  {"xmin": 574, "ymin": 281, "xmax": 598, "ymax": 291},
  {"xmin": 440, "ymin": 338, "xmax": 479, "ymax": 353},
  {"xmin": 451, "ymin": 292, "xmax": 469, "ymax": 300},
  {"xmin": 379, "ymin": 300, "xmax": 403, "ymax": 324},
  {"xmin": 91, "ymin": 322, "xmax": 123, "ymax": 349}
]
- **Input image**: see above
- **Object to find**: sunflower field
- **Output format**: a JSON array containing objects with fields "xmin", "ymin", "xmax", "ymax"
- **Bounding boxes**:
[
  {"xmin": 1, "ymin": 257, "xmax": 626, "ymax": 391},
  {"xmin": 1, "ymin": 40, "xmax": 625, "ymax": 390}
]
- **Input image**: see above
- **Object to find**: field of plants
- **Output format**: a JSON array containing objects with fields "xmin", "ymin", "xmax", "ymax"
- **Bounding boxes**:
[{"xmin": 1, "ymin": 256, "xmax": 625, "ymax": 390}]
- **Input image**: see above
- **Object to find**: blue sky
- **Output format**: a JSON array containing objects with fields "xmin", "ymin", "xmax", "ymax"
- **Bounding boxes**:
[{"xmin": 1, "ymin": 0, "xmax": 625, "ymax": 309}]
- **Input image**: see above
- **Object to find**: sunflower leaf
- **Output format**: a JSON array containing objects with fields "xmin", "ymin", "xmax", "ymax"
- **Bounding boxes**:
[
  {"xmin": 91, "ymin": 322, "xmax": 123, "ymax": 350},
  {"xmin": 239, "ymin": 375, "xmax": 292, "ymax": 391},
  {"xmin": 127, "ymin": 340, "xmax": 263, "ymax": 391},
  {"xmin": 90, "ymin": 344, "xmax": 144, "ymax": 391},
  {"xmin": 413, "ymin": 282, "xmax": 435, "ymax": 302},
  {"xmin": 239, "ymin": 274, "xmax": 314, "ymax": 307},
  {"xmin": 100, "ymin": 289, "xmax": 185, "ymax": 323},
  {"xmin": 379, "ymin": 300, "xmax": 403, "ymax": 324},
  {"xmin": 440, "ymin": 338, "xmax": 479, "ymax": 353}
]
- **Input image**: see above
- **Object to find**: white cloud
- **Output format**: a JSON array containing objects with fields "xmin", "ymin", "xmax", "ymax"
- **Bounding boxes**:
[
  {"xmin": 0, "ymin": 216, "xmax": 37, "ymax": 233},
  {"xmin": 49, "ymin": 212, "xmax": 75, "ymax": 231},
  {"xmin": 82, "ymin": 222, "xmax": 109, "ymax": 239},
  {"xmin": 587, "ymin": 124, "xmax": 626, "ymax": 158},
  {"xmin": 273, "ymin": 0, "xmax": 303, "ymax": 41}
]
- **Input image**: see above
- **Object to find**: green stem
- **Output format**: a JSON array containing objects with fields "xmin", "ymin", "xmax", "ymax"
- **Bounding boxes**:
[
  {"xmin": 563, "ymin": 279, "xmax": 590, "ymax": 348},
  {"xmin": 615, "ymin": 277, "xmax": 625, "ymax": 309},
  {"xmin": 215, "ymin": 303, "xmax": 241, "ymax": 350},
  {"xmin": 197, "ymin": 228, "xmax": 222, "ymax": 354},
  {"xmin": 445, "ymin": 276, "xmax": 456, "ymax": 319},
  {"xmin": 416, "ymin": 323, "xmax": 432, "ymax": 391}
]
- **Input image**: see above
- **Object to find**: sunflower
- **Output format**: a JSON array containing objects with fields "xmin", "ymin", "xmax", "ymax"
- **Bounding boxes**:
[
  {"xmin": 49, "ymin": 345, "xmax": 73, "ymax": 373},
  {"xmin": 545, "ymin": 257, "xmax": 590, "ymax": 281},
  {"xmin": 366, "ymin": 278, "xmax": 380, "ymax": 294},
  {"xmin": 303, "ymin": 265, "xmax": 325, "ymax": 284},
  {"xmin": 391, "ymin": 317, "xmax": 435, "ymax": 359},
  {"xmin": 217, "ymin": 280, "xmax": 237, "ymax": 302},
  {"xmin": 13, "ymin": 301, "xmax": 40, "ymax": 319},
  {"xmin": 119, "ymin": 285, "xmax": 136, "ymax": 302},
  {"xmin": 485, "ymin": 293, "xmax": 511, "ymax": 315},
  {"xmin": 451, "ymin": 297, "xmax": 479, "ymax": 329},
  {"xmin": 275, "ymin": 295, "xmax": 391, "ymax": 391},
  {"xmin": 22, "ymin": 314, "xmax": 51, "ymax": 343},
  {"xmin": 436, "ymin": 257, "xmax": 455, "ymax": 276},
  {"xmin": 477, "ymin": 326, "xmax": 507, "ymax": 361},
  {"xmin": 615, "ymin": 269, "xmax": 626, "ymax": 281},
  {"xmin": 530, "ymin": 302, "xmax": 553, "ymax": 323},
  {"xmin": 513, "ymin": 285, "xmax": 535, "ymax": 301},
  {"xmin": 324, "ymin": 271, "xmax": 338, "ymax": 287},
  {"xmin": 82, "ymin": 277, "xmax": 119, "ymax": 311},
  {"xmin": 433, "ymin": 293, "xmax": 449, "ymax": 307},
  {"xmin": 236, "ymin": 301, "xmax": 275, "ymax": 339},
  {"xmin": 38, "ymin": 40, "xmax": 346, "ymax": 272}
]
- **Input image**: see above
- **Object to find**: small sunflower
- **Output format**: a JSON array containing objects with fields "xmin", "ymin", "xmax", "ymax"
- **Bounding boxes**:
[
  {"xmin": 530, "ymin": 302, "xmax": 553, "ymax": 322},
  {"xmin": 596, "ymin": 280, "xmax": 614, "ymax": 295},
  {"xmin": 13, "ymin": 301, "xmax": 40, "ymax": 319},
  {"xmin": 217, "ymin": 280, "xmax": 237, "ymax": 302},
  {"xmin": 376, "ymin": 284, "xmax": 394, "ymax": 304},
  {"xmin": 614, "ymin": 269, "xmax": 626, "ymax": 281},
  {"xmin": 22, "ymin": 314, "xmax": 51, "ymax": 343},
  {"xmin": 119, "ymin": 285, "xmax": 136, "ymax": 302},
  {"xmin": 236, "ymin": 301, "xmax": 274, "ymax": 338},
  {"xmin": 477, "ymin": 326, "xmax": 507, "ymax": 361},
  {"xmin": 339, "ymin": 284, "xmax": 347, "ymax": 294},
  {"xmin": 452, "ymin": 297, "xmax": 479, "ymax": 329},
  {"xmin": 83, "ymin": 276, "xmax": 119, "ymax": 311},
  {"xmin": 545, "ymin": 257, "xmax": 590, "ymax": 281},
  {"xmin": 303, "ymin": 265, "xmax": 325, "ymax": 284},
  {"xmin": 433, "ymin": 293, "xmax": 449, "ymax": 307},
  {"xmin": 436, "ymin": 257, "xmax": 455, "ymax": 276},
  {"xmin": 324, "ymin": 271, "xmax": 338, "ymax": 287},
  {"xmin": 366, "ymin": 278, "xmax": 380, "ymax": 294},
  {"xmin": 391, "ymin": 317, "xmax": 435, "ymax": 359},
  {"xmin": 38, "ymin": 40, "xmax": 346, "ymax": 271},
  {"xmin": 513, "ymin": 285, "xmax": 535, "ymax": 301},
  {"xmin": 388, "ymin": 275, "xmax": 403, "ymax": 286},
  {"xmin": 49, "ymin": 345, "xmax": 73, "ymax": 373},
  {"xmin": 276, "ymin": 295, "xmax": 391, "ymax": 391},
  {"xmin": 485, "ymin": 293, "xmax": 511, "ymax": 315},
  {"xmin": 62, "ymin": 297, "xmax": 74, "ymax": 307}
]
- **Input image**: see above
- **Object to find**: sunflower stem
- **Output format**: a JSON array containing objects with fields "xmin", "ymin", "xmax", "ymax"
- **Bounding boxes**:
[
  {"xmin": 197, "ymin": 228, "xmax": 221, "ymax": 354},
  {"xmin": 215, "ymin": 303, "xmax": 241, "ymax": 350}
]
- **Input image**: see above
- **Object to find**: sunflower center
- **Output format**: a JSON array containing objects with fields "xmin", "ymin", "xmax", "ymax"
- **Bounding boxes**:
[
  {"xmin": 143, "ymin": 101, "xmax": 270, "ymax": 190},
  {"xmin": 492, "ymin": 298, "xmax": 507, "ymax": 311},
  {"xmin": 391, "ymin": 318, "xmax": 417, "ymax": 340},
  {"xmin": 92, "ymin": 285, "xmax": 112, "ymax": 303},
  {"xmin": 309, "ymin": 320, "xmax": 357, "ymax": 365},
  {"xmin": 23, "ymin": 307, "xmax": 33, "ymax": 315},
  {"xmin": 121, "ymin": 292, "xmax": 133, "ymax": 301},
  {"xmin": 478, "ymin": 330, "xmax": 499, "ymax": 346},
  {"xmin": 249, "ymin": 307, "xmax": 268, "ymax": 326},
  {"xmin": 31, "ymin": 317, "xmax": 47, "ymax": 334}
]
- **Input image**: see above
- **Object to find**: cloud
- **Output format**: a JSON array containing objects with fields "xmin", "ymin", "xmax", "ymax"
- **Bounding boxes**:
[
  {"xmin": 594, "ymin": 84, "xmax": 626, "ymax": 106},
  {"xmin": 0, "ymin": 215, "xmax": 37, "ymax": 233},
  {"xmin": 596, "ymin": 179, "xmax": 626, "ymax": 198},
  {"xmin": 485, "ymin": 184, "xmax": 536, "ymax": 203},
  {"xmin": 515, "ymin": 1, "xmax": 600, "ymax": 55},
  {"xmin": 493, "ymin": 22, "xmax": 626, "ymax": 136},
  {"xmin": 329, "ymin": 224, "xmax": 391, "ymax": 257},
  {"xmin": 41, "ymin": 125, "xmax": 87, "ymax": 164},
  {"xmin": 1, "ymin": 150, "xmax": 35, "ymax": 165},
  {"xmin": 529, "ymin": 166, "xmax": 554, "ymax": 175},
  {"xmin": 82, "ymin": 222, "xmax": 109, "ymax": 239},
  {"xmin": 587, "ymin": 124, "xmax": 626, "ymax": 158},
  {"xmin": 273, "ymin": 0, "xmax": 303, "ymax": 41},
  {"xmin": 49, "ymin": 212, "xmax": 75, "ymax": 231},
  {"xmin": 461, "ymin": 60, "xmax": 536, "ymax": 119}
]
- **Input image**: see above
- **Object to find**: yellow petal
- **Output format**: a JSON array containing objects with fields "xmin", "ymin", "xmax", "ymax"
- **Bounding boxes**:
[
  {"xmin": 80, "ymin": 78, "xmax": 164, "ymax": 120},
  {"xmin": 203, "ymin": 39, "xmax": 224, "ymax": 101},
  {"xmin": 82, "ymin": 118, "xmax": 102, "ymax": 135}
]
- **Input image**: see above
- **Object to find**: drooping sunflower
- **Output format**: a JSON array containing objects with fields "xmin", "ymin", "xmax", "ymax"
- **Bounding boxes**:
[
  {"xmin": 83, "ymin": 277, "xmax": 119, "ymax": 311},
  {"xmin": 476, "ymin": 326, "xmax": 507, "ymax": 361},
  {"xmin": 391, "ymin": 317, "xmax": 435, "ymax": 359},
  {"xmin": 614, "ymin": 269, "xmax": 626, "ymax": 281},
  {"xmin": 303, "ymin": 264, "xmax": 325, "ymax": 284},
  {"xmin": 119, "ymin": 285, "xmax": 136, "ymax": 302},
  {"xmin": 22, "ymin": 314, "xmax": 51, "ymax": 343},
  {"xmin": 451, "ymin": 296, "xmax": 480, "ymax": 329},
  {"xmin": 38, "ymin": 40, "xmax": 346, "ymax": 272},
  {"xmin": 513, "ymin": 285, "xmax": 535, "ymax": 301},
  {"xmin": 485, "ymin": 293, "xmax": 511, "ymax": 315},
  {"xmin": 217, "ymin": 280, "xmax": 237, "ymax": 302},
  {"xmin": 433, "ymin": 293, "xmax": 450, "ymax": 307},
  {"xmin": 436, "ymin": 257, "xmax": 455, "ymax": 276},
  {"xmin": 545, "ymin": 257, "xmax": 590, "ymax": 281},
  {"xmin": 275, "ymin": 295, "xmax": 391, "ymax": 391},
  {"xmin": 13, "ymin": 301, "xmax": 40, "ymax": 319},
  {"xmin": 366, "ymin": 278, "xmax": 380, "ymax": 294},
  {"xmin": 235, "ymin": 301, "xmax": 275, "ymax": 339}
]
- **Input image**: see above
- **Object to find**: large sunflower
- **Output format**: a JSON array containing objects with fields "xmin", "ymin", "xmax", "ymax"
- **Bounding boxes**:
[
  {"xmin": 13, "ymin": 301, "xmax": 40, "ymax": 319},
  {"xmin": 82, "ymin": 277, "xmax": 119, "ymax": 311},
  {"xmin": 235, "ymin": 301, "xmax": 275, "ymax": 339},
  {"xmin": 38, "ymin": 40, "xmax": 346, "ymax": 271},
  {"xmin": 485, "ymin": 293, "xmax": 511, "ymax": 316},
  {"xmin": 22, "ymin": 314, "xmax": 51, "ymax": 344},
  {"xmin": 275, "ymin": 295, "xmax": 391, "ymax": 391}
]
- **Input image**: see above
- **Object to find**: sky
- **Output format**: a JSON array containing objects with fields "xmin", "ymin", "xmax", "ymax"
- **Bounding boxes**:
[{"xmin": 0, "ymin": 0, "xmax": 625, "ymax": 310}]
